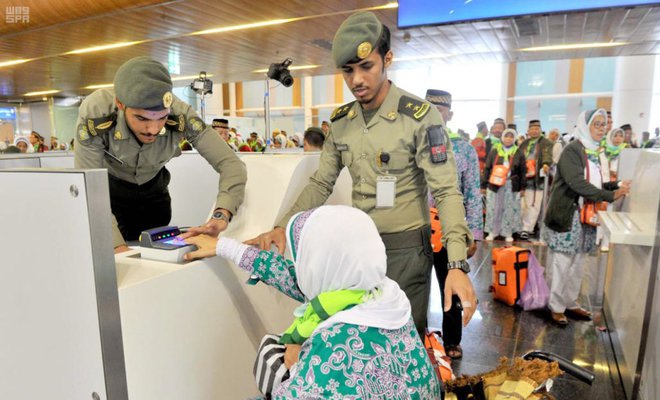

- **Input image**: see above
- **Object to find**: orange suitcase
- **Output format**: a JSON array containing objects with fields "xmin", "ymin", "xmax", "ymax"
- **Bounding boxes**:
[
  {"xmin": 491, "ymin": 246, "xmax": 530, "ymax": 306},
  {"xmin": 430, "ymin": 207, "xmax": 443, "ymax": 253}
]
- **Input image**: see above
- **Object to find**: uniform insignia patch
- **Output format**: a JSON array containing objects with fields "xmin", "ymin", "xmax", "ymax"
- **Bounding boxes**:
[
  {"xmin": 87, "ymin": 119, "xmax": 97, "ymax": 136},
  {"xmin": 398, "ymin": 96, "xmax": 430, "ymax": 121},
  {"xmin": 357, "ymin": 41, "xmax": 372, "ymax": 59},
  {"xmin": 386, "ymin": 111, "xmax": 397, "ymax": 120},
  {"xmin": 86, "ymin": 114, "xmax": 117, "ymax": 137},
  {"xmin": 348, "ymin": 109, "xmax": 357, "ymax": 119},
  {"xmin": 330, "ymin": 101, "xmax": 356, "ymax": 122},
  {"xmin": 189, "ymin": 116, "xmax": 205, "ymax": 133},
  {"xmin": 114, "ymin": 131, "xmax": 122, "ymax": 140},
  {"xmin": 166, "ymin": 115, "xmax": 185, "ymax": 132},
  {"xmin": 163, "ymin": 91, "xmax": 173, "ymax": 108},
  {"xmin": 79, "ymin": 125, "xmax": 89, "ymax": 141}
]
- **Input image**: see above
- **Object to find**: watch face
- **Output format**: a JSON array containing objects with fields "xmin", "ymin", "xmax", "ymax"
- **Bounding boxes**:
[{"xmin": 213, "ymin": 211, "xmax": 225, "ymax": 219}]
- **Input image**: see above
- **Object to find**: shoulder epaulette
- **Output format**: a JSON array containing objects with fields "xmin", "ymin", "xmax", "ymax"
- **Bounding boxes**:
[
  {"xmin": 86, "ymin": 114, "xmax": 117, "ymax": 137},
  {"xmin": 166, "ymin": 114, "xmax": 186, "ymax": 133},
  {"xmin": 398, "ymin": 96, "xmax": 431, "ymax": 121},
  {"xmin": 330, "ymin": 101, "xmax": 356, "ymax": 122}
]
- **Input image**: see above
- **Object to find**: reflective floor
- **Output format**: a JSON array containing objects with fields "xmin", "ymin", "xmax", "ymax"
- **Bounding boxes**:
[{"xmin": 428, "ymin": 240, "xmax": 627, "ymax": 400}]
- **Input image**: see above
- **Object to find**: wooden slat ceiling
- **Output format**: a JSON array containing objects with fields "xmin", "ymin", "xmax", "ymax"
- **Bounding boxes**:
[{"xmin": 1, "ymin": 0, "xmax": 659, "ymax": 100}]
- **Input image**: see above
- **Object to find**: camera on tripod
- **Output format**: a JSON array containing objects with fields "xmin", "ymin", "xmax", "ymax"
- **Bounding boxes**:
[
  {"xmin": 190, "ymin": 71, "xmax": 213, "ymax": 95},
  {"xmin": 267, "ymin": 58, "xmax": 294, "ymax": 87}
]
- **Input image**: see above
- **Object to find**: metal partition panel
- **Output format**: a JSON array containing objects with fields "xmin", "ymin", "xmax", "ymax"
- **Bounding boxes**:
[
  {"xmin": 0, "ymin": 169, "xmax": 127, "ymax": 400},
  {"xmin": 0, "ymin": 154, "xmax": 41, "ymax": 168},
  {"xmin": 603, "ymin": 150, "xmax": 660, "ymax": 400}
]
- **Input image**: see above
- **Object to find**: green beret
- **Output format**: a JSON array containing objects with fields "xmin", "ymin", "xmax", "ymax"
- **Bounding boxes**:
[
  {"xmin": 332, "ymin": 12, "xmax": 383, "ymax": 68},
  {"xmin": 114, "ymin": 56, "xmax": 173, "ymax": 110}
]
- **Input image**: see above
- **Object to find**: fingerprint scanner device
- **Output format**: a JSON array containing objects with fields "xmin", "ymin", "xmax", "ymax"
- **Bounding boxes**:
[{"xmin": 139, "ymin": 226, "xmax": 195, "ymax": 263}]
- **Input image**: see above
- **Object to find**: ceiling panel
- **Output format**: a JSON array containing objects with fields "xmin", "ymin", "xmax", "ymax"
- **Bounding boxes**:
[{"xmin": 0, "ymin": 1, "xmax": 659, "ymax": 100}]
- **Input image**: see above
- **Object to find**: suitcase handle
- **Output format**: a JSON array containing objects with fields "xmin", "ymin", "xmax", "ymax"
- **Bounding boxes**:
[
  {"xmin": 523, "ymin": 350, "xmax": 595, "ymax": 385},
  {"xmin": 514, "ymin": 249, "xmax": 531, "ymax": 302},
  {"xmin": 514, "ymin": 249, "xmax": 531, "ymax": 270}
]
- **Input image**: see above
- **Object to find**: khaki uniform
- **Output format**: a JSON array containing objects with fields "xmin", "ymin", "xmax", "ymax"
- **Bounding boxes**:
[
  {"xmin": 276, "ymin": 83, "xmax": 472, "ymax": 333},
  {"xmin": 277, "ymin": 83, "xmax": 472, "ymax": 261},
  {"xmin": 74, "ymin": 88, "xmax": 246, "ymax": 247}
]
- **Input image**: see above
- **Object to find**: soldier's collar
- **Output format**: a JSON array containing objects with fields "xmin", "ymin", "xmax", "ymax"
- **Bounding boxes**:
[
  {"xmin": 344, "ymin": 82, "xmax": 399, "ymax": 126},
  {"xmin": 114, "ymin": 111, "xmax": 142, "ymax": 149},
  {"xmin": 377, "ymin": 81, "xmax": 400, "ymax": 122}
]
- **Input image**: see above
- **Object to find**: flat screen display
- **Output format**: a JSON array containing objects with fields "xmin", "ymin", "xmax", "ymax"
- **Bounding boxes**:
[
  {"xmin": 0, "ymin": 107, "xmax": 16, "ymax": 120},
  {"xmin": 398, "ymin": 0, "xmax": 660, "ymax": 28}
]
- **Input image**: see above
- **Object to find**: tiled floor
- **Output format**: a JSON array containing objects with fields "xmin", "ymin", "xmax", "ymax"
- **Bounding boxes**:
[{"xmin": 428, "ymin": 240, "xmax": 627, "ymax": 399}]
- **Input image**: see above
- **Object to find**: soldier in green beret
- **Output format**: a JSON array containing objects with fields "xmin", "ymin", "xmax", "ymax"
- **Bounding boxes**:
[
  {"xmin": 248, "ymin": 12, "xmax": 477, "ymax": 336},
  {"xmin": 74, "ymin": 56, "xmax": 247, "ymax": 253}
]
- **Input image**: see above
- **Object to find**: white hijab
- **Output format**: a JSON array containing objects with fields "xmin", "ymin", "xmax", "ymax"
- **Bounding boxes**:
[
  {"xmin": 605, "ymin": 128, "xmax": 624, "ymax": 148},
  {"xmin": 13, "ymin": 136, "xmax": 34, "ymax": 153},
  {"xmin": 285, "ymin": 205, "xmax": 411, "ymax": 331},
  {"xmin": 575, "ymin": 109, "xmax": 607, "ymax": 151}
]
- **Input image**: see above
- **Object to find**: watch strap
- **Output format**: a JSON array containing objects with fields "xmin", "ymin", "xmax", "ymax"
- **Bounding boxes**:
[{"xmin": 447, "ymin": 260, "xmax": 470, "ymax": 273}]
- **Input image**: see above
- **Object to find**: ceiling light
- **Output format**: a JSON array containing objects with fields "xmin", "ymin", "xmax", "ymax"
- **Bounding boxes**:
[
  {"xmin": 252, "ymin": 65, "xmax": 320, "ymax": 73},
  {"xmin": 24, "ymin": 90, "xmax": 60, "ymax": 96},
  {"xmin": 519, "ymin": 42, "xmax": 627, "ymax": 52},
  {"xmin": 0, "ymin": 59, "xmax": 31, "ymax": 68},
  {"xmin": 66, "ymin": 41, "xmax": 143, "ymax": 55},
  {"xmin": 84, "ymin": 83, "xmax": 113, "ymax": 90},
  {"xmin": 83, "ymin": 74, "xmax": 214, "ymax": 90},
  {"xmin": 171, "ymin": 74, "xmax": 214, "ymax": 81},
  {"xmin": 190, "ymin": 19, "xmax": 295, "ymax": 36}
]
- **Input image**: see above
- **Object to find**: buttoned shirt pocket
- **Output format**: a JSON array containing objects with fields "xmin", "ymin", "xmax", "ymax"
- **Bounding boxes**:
[
  {"xmin": 376, "ymin": 152, "xmax": 410, "ymax": 174},
  {"xmin": 340, "ymin": 149, "xmax": 353, "ymax": 168}
]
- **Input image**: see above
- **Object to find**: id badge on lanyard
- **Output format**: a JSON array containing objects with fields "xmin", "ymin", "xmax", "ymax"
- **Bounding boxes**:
[{"xmin": 376, "ymin": 175, "xmax": 397, "ymax": 208}]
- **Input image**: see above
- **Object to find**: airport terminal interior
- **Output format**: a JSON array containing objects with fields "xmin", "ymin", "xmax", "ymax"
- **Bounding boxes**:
[{"xmin": 1, "ymin": 1, "xmax": 660, "ymax": 399}]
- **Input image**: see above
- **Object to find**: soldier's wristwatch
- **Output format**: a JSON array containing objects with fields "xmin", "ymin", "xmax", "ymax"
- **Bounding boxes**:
[
  {"xmin": 447, "ymin": 260, "xmax": 470, "ymax": 274},
  {"xmin": 212, "ymin": 209, "xmax": 231, "ymax": 223}
]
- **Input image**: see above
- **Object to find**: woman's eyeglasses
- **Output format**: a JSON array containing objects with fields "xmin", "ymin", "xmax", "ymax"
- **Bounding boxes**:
[{"xmin": 592, "ymin": 122, "xmax": 607, "ymax": 128}]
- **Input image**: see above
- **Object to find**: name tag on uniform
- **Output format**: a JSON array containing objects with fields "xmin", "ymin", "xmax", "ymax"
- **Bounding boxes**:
[
  {"xmin": 376, "ymin": 175, "xmax": 397, "ymax": 208},
  {"xmin": 336, "ymin": 143, "xmax": 349, "ymax": 151}
]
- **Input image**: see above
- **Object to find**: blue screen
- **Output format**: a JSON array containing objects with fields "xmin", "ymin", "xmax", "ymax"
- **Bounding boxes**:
[
  {"xmin": 161, "ymin": 237, "xmax": 187, "ymax": 247},
  {"xmin": 398, "ymin": 0, "xmax": 660, "ymax": 28},
  {"xmin": 0, "ymin": 107, "xmax": 16, "ymax": 120}
]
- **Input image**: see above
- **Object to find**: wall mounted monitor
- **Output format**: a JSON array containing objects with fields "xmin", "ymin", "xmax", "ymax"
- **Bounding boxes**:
[{"xmin": 398, "ymin": 0, "xmax": 660, "ymax": 28}]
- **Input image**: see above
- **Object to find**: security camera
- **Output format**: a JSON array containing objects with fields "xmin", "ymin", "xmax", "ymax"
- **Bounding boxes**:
[
  {"xmin": 267, "ymin": 58, "xmax": 294, "ymax": 87},
  {"xmin": 191, "ymin": 71, "xmax": 213, "ymax": 95}
]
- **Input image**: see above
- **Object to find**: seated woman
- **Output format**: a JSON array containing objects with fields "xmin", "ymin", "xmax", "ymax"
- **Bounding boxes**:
[{"xmin": 184, "ymin": 205, "xmax": 440, "ymax": 399}]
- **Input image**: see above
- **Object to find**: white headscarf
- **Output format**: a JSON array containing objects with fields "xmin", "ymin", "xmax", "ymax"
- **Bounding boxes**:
[
  {"xmin": 285, "ymin": 206, "xmax": 411, "ymax": 331},
  {"xmin": 501, "ymin": 128, "xmax": 517, "ymax": 146},
  {"xmin": 273, "ymin": 134, "xmax": 286, "ymax": 145},
  {"xmin": 575, "ymin": 109, "xmax": 607, "ymax": 151},
  {"xmin": 13, "ymin": 136, "xmax": 34, "ymax": 153},
  {"xmin": 291, "ymin": 132, "xmax": 304, "ymax": 148},
  {"xmin": 605, "ymin": 128, "xmax": 624, "ymax": 149}
]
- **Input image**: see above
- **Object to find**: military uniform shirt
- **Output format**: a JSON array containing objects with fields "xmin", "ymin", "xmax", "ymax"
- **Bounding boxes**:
[
  {"xmin": 277, "ymin": 83, "xmax": 472, "ymax": 262},
  {"xmin": 74, "ymin": 89, "xmax": 247, "ymax": 247}
]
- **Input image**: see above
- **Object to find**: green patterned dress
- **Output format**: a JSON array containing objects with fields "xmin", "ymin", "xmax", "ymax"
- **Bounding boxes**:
[{"xmin": 238, "ymin": 247, "xmax": 441, "ymax": 399}]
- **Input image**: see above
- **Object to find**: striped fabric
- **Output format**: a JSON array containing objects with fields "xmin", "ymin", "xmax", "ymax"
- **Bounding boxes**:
[{"xmin": 253, "ymin": 334, "xmax": 290, "ymax": 397}]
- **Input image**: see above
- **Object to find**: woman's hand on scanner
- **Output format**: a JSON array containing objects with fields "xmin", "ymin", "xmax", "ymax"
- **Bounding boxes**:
[{"xmin": 183, "ymin": 234, "xmax": 218, "ymax": 261}]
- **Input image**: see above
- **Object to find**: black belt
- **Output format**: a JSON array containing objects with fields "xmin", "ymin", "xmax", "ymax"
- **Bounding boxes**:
[{"xmin": 380, "ymin": 225, "xmax": 431, "ymax": 251}]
